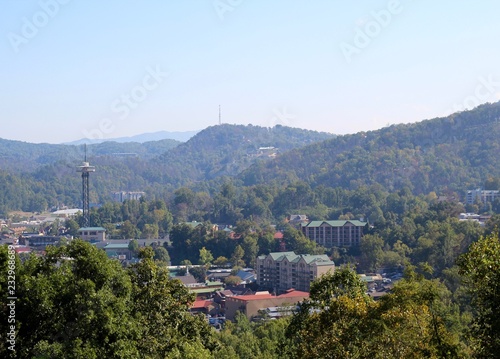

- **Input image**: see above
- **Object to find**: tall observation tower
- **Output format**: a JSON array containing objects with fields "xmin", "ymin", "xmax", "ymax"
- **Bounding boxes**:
[{"xmin": 76, "ymin": 144, "xmax": 95, "ymax": 227}]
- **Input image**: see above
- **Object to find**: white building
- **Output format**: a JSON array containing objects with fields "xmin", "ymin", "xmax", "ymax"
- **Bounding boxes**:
[
  {"xmin": 466, "ymin": 189, "xmax": 500, "ymax": 205},
  {"xmin": 111, "ymin": 191, "xmax": 145, "ymax": 202}
]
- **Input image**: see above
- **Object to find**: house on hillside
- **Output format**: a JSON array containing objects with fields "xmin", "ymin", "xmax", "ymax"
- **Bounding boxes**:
[{"xmin": 288, "ymin": 214, "xmax": 309, "ymax": 226}]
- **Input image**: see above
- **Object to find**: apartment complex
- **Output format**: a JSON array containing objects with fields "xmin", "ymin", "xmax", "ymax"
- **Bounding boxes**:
[
  {"xmin": 301, "ymin": 220, "xmax": 367, "ymax": 247},
  {"xmin": 466, "ymin": 189, "xmax": 500, "ymax": 205},
  {"xmin": 256, "ymin": 251, "xmax": 334, "ymax": 293},
  {"xmin": 111, "ymin": 191, "xmax": 145, "ymax": 202}
]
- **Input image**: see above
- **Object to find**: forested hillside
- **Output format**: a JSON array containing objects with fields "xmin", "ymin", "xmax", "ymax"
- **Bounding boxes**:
[
  {"xmin": 1, "ymin": 101, "xmax": 500, "ymax": 215},
  {"xmin": 148, "ymin": 124, "xmax": 334, "ymax": 186},
  {"xmin": 0, "ymin": 125, "xmax": 333, "ymax": 213},
  {"xmin": 0, "ymin": 138, "xmax": 180, "ymax": 173},
  {"xmin": 241, "ymin": 102, "xmax": 500, "ymax": 194}
]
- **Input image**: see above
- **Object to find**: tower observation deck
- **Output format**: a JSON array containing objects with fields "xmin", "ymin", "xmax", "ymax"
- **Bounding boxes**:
[{"xmin": 76, "ymin": 146, "xmax": 95, "ymax": 227}]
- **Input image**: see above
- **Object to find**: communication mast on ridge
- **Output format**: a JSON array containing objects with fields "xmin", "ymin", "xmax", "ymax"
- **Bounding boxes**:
[
  {"xmin": 76, "ymin": 144, "xmax": 95, "ymax": 227},
  {"xmin": 219, "ymin": 105, "xmax": 221, "ymax": 125}
]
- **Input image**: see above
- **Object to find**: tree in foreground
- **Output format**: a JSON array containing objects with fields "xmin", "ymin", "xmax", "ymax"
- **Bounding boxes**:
[
  {"xmin": 215, "ymin": 312, "xmax": 289, "ymax": 359},
  {"xmin": 284, "ymin": 266, "xmax": 466, "ymax": 358},
  {"xmin": 129, "ymin": 246, "xmax": 218, "ymax": 358},
  {"xmin": 0, "ymin": 241, "xmax": 218, "ymax": 359},
  {"xmin": 458, "ymin": 232, "xmax": 500, "ymax": 358}
]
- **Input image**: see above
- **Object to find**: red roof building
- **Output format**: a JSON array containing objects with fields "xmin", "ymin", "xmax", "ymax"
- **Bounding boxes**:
[{"xmin": 225, "ymin": 289, "xmax": 309, "ymax": 321}]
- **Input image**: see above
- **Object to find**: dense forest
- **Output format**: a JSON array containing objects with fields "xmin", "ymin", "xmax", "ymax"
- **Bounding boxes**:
[
  {"xmin": 1, "ymin": 234, "xmax": 500, "ymax": 358},
  {"xmin": 0, "ymin": 124, "xmax": 333, "ymax": 214},
  {"xmin": 241, "ymin": 102, "xmax": 500, "ymax": 194}
]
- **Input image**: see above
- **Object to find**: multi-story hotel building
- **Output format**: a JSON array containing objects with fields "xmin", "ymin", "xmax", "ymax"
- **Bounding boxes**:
[
  {"xmin": 301, "ymin": 220, "xmax": 367, "ymax": 247},
  {"xmin": 256, "ymin": 251, "xmax": 335, "ymax": 293},
  {"xmin": 111, "ymin": 191, "xmax": 145, "ymax": 202},
  {"xmin": 466, "ymin": 189, "xmax": 500, "ymax": 205}
]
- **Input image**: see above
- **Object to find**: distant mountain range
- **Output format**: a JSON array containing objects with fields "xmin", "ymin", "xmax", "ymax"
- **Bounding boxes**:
[{"xmin": 65, "ymin": 130, "xmax": 199, "ymax": 145}]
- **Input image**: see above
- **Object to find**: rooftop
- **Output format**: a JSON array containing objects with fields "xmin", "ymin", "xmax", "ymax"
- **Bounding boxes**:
[
  {"xmin": 78, "ymin": 227, "xmax": 106, "ymax": 232},
  {"xmin": 303, "ymin": 220, "xmax": 367, "ymax": 227},
  {"xmin": 258, "ymin": 251, "xmax": 334, "ymax": 266},
  {"xmin": 104, "ymin": 243, "xmax": 129, "ymax": 250},
  {"xmin": 230, "ymin": 290, "xmax": 309, "ymax": 303}
]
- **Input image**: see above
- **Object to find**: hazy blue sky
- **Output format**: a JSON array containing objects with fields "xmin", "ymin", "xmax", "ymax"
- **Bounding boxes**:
[{"xmin": 2, "ymin": 0, "xmax": 500, "ymax": 143}]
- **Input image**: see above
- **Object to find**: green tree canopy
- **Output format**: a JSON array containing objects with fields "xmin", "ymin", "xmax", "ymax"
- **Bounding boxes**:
[
  {"xmin": 284, "ymin": 266, "xmax": 465, "ymax": 359},
  {"xmin": 153, "ymin": 246, "xmax": 170, "ymax": 264},
  {"xmin": 0, "ymin": 241, "xmax": 219, "ymax": 358},
  {"xmin": 458, "ymin": 233, "xmax": 500, "ymax": 358}
]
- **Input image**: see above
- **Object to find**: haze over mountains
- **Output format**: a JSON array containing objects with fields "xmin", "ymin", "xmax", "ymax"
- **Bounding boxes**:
[
  {"xmin": 0, "ymin": 102, "xmax": 499, "ymax": 214},
  {"xmin": 65, "ymin": 130, "xmax": 200, "ymax": 145}
]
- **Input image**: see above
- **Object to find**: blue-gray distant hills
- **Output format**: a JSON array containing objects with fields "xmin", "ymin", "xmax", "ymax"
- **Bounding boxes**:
[{"xmin": 65, "ymin": 130, "xmax": 199, "ymax": 145}]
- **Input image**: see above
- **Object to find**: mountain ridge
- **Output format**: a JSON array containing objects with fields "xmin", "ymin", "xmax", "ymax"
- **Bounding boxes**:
[
  {"xmin": 64, "ymin": 130, "xmax": 200, "ymax": 145},
  {"xmin": 239, "ymin": 102, "xmax": 500, "ymax": 194}
]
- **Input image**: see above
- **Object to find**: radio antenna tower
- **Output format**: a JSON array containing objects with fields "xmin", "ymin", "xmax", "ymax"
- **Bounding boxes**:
[
  {"xmin": 77, "ymin": 144, "xmax": 95, "ymax": 227},
  {"xmin": 219, "ymin": 105, "xmax": 221, "ymax": 125}
]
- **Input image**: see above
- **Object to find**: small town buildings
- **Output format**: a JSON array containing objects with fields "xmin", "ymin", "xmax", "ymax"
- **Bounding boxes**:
[
  {"xmin": 189, "ymin": 282, "xmax": 225, "ymax": 299},
  {"xmin": 224, "ymin": 289, "xmax": 309, "ymax": 321},
  {"xmin": 256, "ymin": 251, "xmax": 335, "ymax": 293},
  {"xmin": 213, "ymin": 287, "xmax": 253, "ymax": 311},
  {"xmin": 176, "ymin": 274, "xmax": 199, "ymax": 287},
  {"xmin": 301, "ymin": 220, "xmax": 367, "ymax": 247},
  {"xmin": 19, "ymin": 233, "xmax": 67, "ymax": 249},
  {"xmin": 103, "ymin": 243, "xmax": 131, "ymax": 259},
  {"xmin": 459, "ymin": 213, "xmax": 491, "ymax": 226},
  {"xmin": 78, "ymin": 227, "xmax": 106, "ymax": 242},
  {"xmin": 234, "ymin": 269, "xmax": 256, "ymax": 285},
  {"xmin": 51, "ymin": 208, "xmax": 82, "ymax": 218},
  {"xmin": 190, "ymin": 299, "xmax": 216, "ymax": 316}
]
